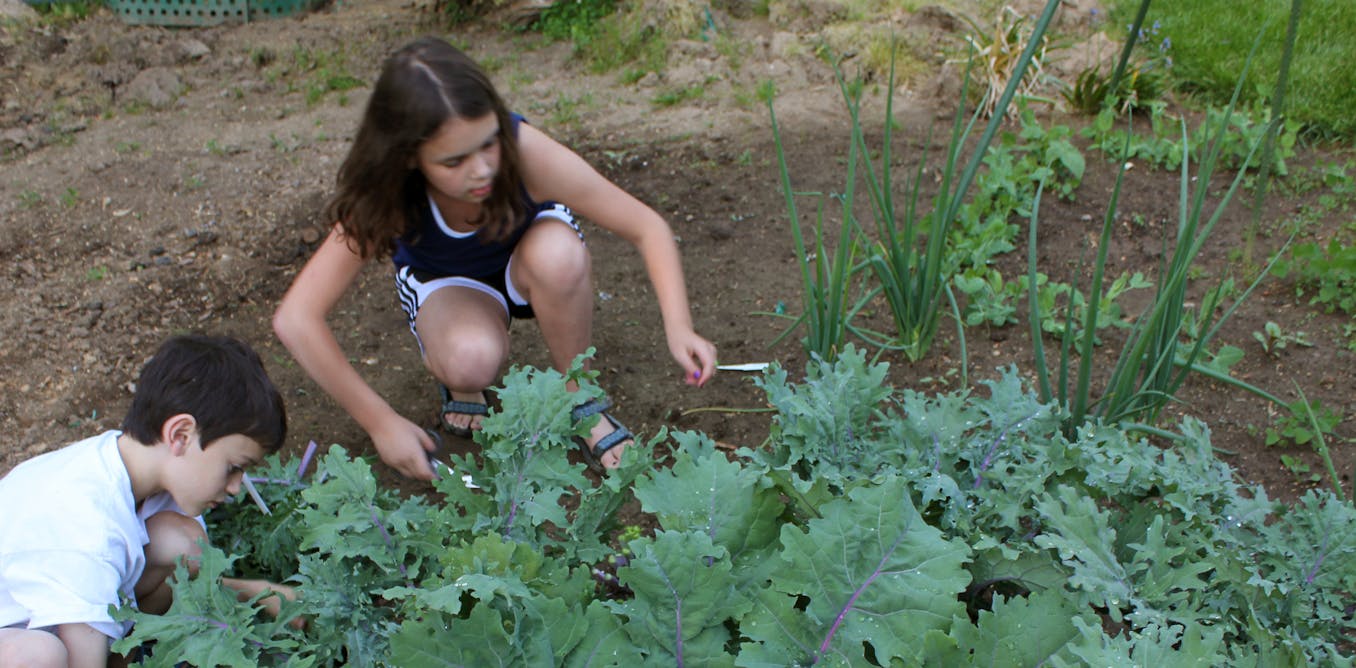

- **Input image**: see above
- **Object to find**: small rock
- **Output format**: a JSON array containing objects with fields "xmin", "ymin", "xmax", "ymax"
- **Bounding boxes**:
[
  {"xmin": 175, "ymin": 38, "xmax": 211, "ymax": 63},
  {"xmin": 122, "ymin": 68, "xmax": 185, "ymax": 109},
  {"xmin": 0, "ymin": 126, "xmax": 40, "ymax": 153},
  {"xmin": 0, "ymin": 0, "xmax": 39, "ymax": 22},
  {"xmin": 707, "ymin": 221, "xmax": 735, "ymax": 240}
]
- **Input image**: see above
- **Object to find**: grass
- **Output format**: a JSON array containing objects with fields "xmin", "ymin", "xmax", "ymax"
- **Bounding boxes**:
[{"xmin": 1107, "ymin": 0, "xmax": 1356, "ymax": 139}]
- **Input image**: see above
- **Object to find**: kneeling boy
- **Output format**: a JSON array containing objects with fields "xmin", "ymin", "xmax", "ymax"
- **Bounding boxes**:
[{"xmin": 0, "ymin": 334, "xmax": 293, "ymax": 667}]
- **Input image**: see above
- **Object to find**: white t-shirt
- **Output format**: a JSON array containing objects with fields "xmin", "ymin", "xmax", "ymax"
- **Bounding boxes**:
[{"xmin": 0, "ymin": 430, "xmax": 185, "ymax": 640}]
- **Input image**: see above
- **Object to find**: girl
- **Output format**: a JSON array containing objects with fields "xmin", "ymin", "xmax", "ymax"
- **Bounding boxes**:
[{"xmin": 273, "ymin": 36, "xmax": 716, "ymax": 481}]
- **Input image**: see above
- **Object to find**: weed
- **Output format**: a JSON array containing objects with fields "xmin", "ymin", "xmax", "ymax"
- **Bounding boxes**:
[
  {"xmin": 1278, "ymin": 454, "xmax": 1317, "ymax": 482},
  {"xmin": 17, "ymin": 190, "xmax": 43, "ymax": 208},
  {"xmin": 1273, "ymin": 238, "xmax": 1356, "ymax": 316},
  {"xmin": 206, "ymin": 139, "xmax": 227, "ymax": 156},
  {"xmin": 953, "ymin": 268, "xmax": 1020, "ymax": 327},
  {"xmin": 652, "ymin": 83, "xmax": 705, "ymax": 107},
  {"xmin": 269, "ymin": 133, "xmax": 295, "ymax": 153},
  {"xmin": 114, "ymin": 141, "xmax": 142, "ymax": 154},
  {"xmin": 543, "ymin": 92, "xmax": 593, "ymax": 128},
  {"xmin": 248, "ymin": 47, "xmax": 276, "ymax": 69},
  {"xmin": 527, "ymin": 0, "xmax": 617, "ymax": 43},
  {"xmin": 1064, "ymin": 61, "xmax": 1167, "ymax": 116},
  {"xmin": 1266, "ymin": 398, "xmax": 1342, "ymax": 449},
  {"xmin": 85, "ymin": 265, "xmax": 108, "ymax": 281},
  {"xmin": 573, "ymin": 6, "xmax": 669, "ymax": 76},
  {"xmin": 59, "ymin": 187, "xmax": 80, "ymax": 208},
  {"xmin": 33, "ymin": 0, "xmax": 99, "ymax": 26},
  {"xmin": 1252, "ymin": 320, "xmax": 1312, "ymax": 356}
]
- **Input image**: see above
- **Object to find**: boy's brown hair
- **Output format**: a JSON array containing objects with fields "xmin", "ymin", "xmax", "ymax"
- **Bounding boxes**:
[{"xmin": 121, "ymin": 334, "xmax": 287, "ymax": 452}]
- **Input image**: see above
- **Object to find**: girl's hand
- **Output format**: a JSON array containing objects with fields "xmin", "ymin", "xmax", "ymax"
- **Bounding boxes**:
[
  {"xmin": 668, "ymin": 329, "xmax": 717, "ymax": 387},
  {"xmin": 370, "ymin": 416, "xmax": 439, "ymax": 480}
]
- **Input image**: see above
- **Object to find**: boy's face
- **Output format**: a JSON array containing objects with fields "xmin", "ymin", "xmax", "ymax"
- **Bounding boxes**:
[{"xmin": 168, "ymin": 433, "xmax": 265, "ymax": 516}]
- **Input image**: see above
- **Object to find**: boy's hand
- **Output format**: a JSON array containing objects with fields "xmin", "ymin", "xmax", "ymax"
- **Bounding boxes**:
[{"xmin": 222, "ymin": 577, "xmax": 307, "ymax": 630}]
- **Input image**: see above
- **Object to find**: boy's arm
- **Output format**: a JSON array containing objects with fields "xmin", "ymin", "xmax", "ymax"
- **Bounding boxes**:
[
  {"xmin": 221, "ymin": 577, "xmax": 305, "ymax": 630},
  {"xmin": 57, "ymin": 622, "xmax": 111, "ymax": 668}
]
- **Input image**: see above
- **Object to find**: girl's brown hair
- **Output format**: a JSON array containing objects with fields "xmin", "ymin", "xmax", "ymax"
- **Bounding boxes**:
[{"xmin": 326, "ymin": 37, "xmax": 526, "ymax": 259}]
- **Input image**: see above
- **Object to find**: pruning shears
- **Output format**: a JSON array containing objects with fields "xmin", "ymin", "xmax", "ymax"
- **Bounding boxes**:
[{"xmin": 423, "ymin": 428, "xmax": 480, "ymax": 489}]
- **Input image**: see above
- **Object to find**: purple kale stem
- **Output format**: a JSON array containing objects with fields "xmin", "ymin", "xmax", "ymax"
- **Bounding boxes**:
[
  {"xmin": 1304, "ymin": 531, "xmax": 1330, "ymax": 585},
  {"xmin": 815, "ymin": 525, "xmax": 909, "ymax": 661},
  {"xmin": 368, "ymin": 503, "xmax": 408, "ymax": 580},
  {"xmin": 296, "ymin": 440, "xmax": 318, "ymax": 478},
  {"xmin": 973, "ymin": 412, "xmax": 1040, "ymax": 490},
  {"xmin": 183, "ymin": 615, "xmax": 265, "ymax": 647},
  {"xmin": 249, "ymin": 477, "xmax": 294, "ymax": 485},
  {"xmin": 705, "ymin": 469, "xmax": 719, "ymax": 567},
  {"xmin": 675, "ymin": 595, "xmax": 684, "ymax": 667},
  {"xmin": 502, "ymin": 447, "xmax": 536, "ymax": 540}
]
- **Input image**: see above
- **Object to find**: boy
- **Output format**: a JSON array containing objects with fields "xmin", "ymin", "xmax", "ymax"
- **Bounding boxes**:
[{"xmin": 0, "ymin": 334, "xmax": 295, "ymax": 667}]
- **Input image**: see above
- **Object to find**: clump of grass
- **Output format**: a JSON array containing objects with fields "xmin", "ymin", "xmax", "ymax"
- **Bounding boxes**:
[
  {"xmin": 1106, "ymin": 0, "xmax": 1356, "ymax": 138},
  {"xmin": 527, "ymin": 0, "xmax": 618, "ymax": 43},
  {"xmin": 958, "ymin": 5, "xmax": 1054, "ymax": 119},
  {"xmin": 31, "ymin": 0, "xmax": 100, "ymax": 26},
  {"xmin": 290, "ymin": 48, "xmax": 363, "ymax": 106}
]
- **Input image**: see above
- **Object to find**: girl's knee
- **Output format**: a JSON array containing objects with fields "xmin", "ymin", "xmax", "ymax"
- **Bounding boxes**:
[
  {"xmin": 426, "ymin": 336, "xmax": 506, "ymax": 388},
  {"xmin": 517, "ymin": 224, "xmax": 591, "ymax": 287},
  {"xmin": 0, "ymin": 629, "xmax": 68, "ymax": 668}
]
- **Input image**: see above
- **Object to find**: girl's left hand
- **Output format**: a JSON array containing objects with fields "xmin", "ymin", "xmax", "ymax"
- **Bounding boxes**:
[{"xmin": 669, "ymin": 330, "xmax": 717, "ymax": 387}]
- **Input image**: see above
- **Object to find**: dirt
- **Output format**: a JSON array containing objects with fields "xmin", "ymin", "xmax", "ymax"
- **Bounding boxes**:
[{"xmin": 1, "ymin": 0, "xmax": 1351, "ymax": 504}]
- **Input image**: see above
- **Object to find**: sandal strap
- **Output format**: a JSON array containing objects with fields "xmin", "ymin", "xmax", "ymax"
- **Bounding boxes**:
[
  {"xmin": 589, "ymin": 414, "xmax": 632, "ymax": 457},
  {"xmin": 571, "ymin": 396, "xmax": 614, "ymax": 421},
  {"xmin": 442, "ymin": 400, "xmax": 488, "ymax": 416}
]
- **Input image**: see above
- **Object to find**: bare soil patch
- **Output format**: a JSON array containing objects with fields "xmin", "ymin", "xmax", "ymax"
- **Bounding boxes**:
[{"xmin": 1, "ymin": 0, "xmax": 1351, "ymax": 503}]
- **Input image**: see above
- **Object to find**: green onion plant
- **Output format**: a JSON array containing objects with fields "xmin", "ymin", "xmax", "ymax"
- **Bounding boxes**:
[
  {"xmin": 846, "ymin": 0, "xmax": 1063, "ymax": 362},
  {"xmin": 1029, "ymin": 19, "xmax": 1294, "ymax": 437}
]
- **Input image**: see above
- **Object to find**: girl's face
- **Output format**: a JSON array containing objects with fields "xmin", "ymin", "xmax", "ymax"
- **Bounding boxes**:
[{"xmin": 416, "ymin": 113, "xmax": 501, "ymax": 206}]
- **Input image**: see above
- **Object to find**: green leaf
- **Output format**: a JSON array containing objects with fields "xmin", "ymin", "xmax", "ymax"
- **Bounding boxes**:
[
  {"xmin": 389, "ymin": 604, "xmax": 514, "ymax": 666},
  {"xmin": 1034, "ymin": 485, "xmax": 1133, "ymax": 617},
  {"xmin": 633, "ymin": 431, "xmax": 784, "ymax": 582},
  {"xmin": 749, "ymin": 476, "xmax": 971, "ymax": 665},
  {"xmin": 112, "ymin": 543, "xmax": 301, "ymax": 667},
  {"xmin": 951, "ymin": 588, "xmax": 1086, "ymax": 665},
  {"xmin": 608, "ymin": 530, "xmax": 749, "ymax": 665},
  {"xmin": 564, "ymin": 600, "xmax": 648, "ymax": 667},
  {"xmin": 753, "ymin": 345, "xmax": 894, "ymax": 479}
]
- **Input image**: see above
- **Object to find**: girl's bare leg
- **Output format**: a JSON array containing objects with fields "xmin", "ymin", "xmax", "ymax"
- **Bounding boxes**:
[
  {"xmin": 511, "ymin": 220, "xmax": 630, "ymax": 467},
  {"xmin": 415, "ymin": 286, "xmax": 511, "ymax": 432}
]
